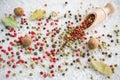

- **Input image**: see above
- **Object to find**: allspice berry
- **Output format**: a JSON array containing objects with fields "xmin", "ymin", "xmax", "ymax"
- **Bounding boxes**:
[
  {"xmin": 88, "ymin": 37, "xmax": 99, "ymax": 49},
  {"xmin": 21, "ymin": 35, "xmax": 32, "ymax": 47},
  {"xmin": 14, "ymin": 7, "xmax": 24, "ymax": 16}
]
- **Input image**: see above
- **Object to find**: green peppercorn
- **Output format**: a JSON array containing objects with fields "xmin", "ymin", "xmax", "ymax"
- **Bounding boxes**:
[
  {"xmin": 29, "ymin": 73, "xmax": 33, "ymax": 76},
  {"xmin": 13, "ymin": 73, "xmax": 16, "ymax": 76}
]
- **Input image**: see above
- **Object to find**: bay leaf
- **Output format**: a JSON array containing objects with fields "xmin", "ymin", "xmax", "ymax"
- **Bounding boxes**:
[
  {"xmin": 30, "ymin": 9, "xmax": 46, "ymax": 21},
  {"xmin": 91, "ymin": 59, "xmax": 113, "ymax": 74},
  {"xmin": 2, "ymin": 16, "xmax": 18, "ymax": 28}
]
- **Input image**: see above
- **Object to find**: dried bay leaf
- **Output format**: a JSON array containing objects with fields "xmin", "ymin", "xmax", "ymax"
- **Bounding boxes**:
[
  {"xmin": 2, "ymin": 16, "xmax": 18, "ymax": 28},
  {"xmin": 91, "ymin": 59, "xmax": 113, "ymax": 74},
  {"xmin": 30, "ymin": 9, "xmax": 46, "ymax": 21}
]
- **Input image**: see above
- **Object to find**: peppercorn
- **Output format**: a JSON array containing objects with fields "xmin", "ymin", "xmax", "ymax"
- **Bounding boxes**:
[
  {"xmin": 25, "ymin": 61, "xmax": 27, "ymax": 64},
  {"xmin": 62, "ymin": 73, "xmax": 65, "ymax": 76},
  {"xmin": 77, "ymin": 66, "xmax": 80, "ymax": 69},
  {"xmin": 38, "ymin": 36, "xmax": 41, "ymax": 39},
  {"xmin": 34, "ymin": 52, "xmax": 38, "ymax": 55},
  {"xmin": 65, "ymin": 62, "xmax": 68, "ymax": 66},
  {"xmin": 73, "ymin": 60, "xmax": 76, "ymax": 63},
  {"xmin": 43, "ymin": 27, "xmax": 46, "ymax": 30},
  {"xmin": 70, "ymin": 63, "xmax": 73, "ymax": 66},
  {"xmin": 17, "ymin": 56, "xmax": 20, "ymax": 59},
  {"xmin": 114, "ymin": 64, "xmax": 118, "ymax": 67},
  {"xmin": 19, "ymin": 70, "xmax": 22, "ymax": 73},
  {"xmin": 115, "ymin": 53, "xmax": 118, "ymax": 55},
  {"xmin": 1, "ymin": 29, "xmax": 3, "ymax": 32},
  {"xmin": 111, "ymin": 40, "xmax": 114, "ymax": 43},
  {"xmin": 65, "ymin": 2, "xmax": 68, "ymax": 4},
  {"xmin": 108, "ymin": 54, "xmax": 112, "ymax": 58},
  {"xmin": 68, "ymin": 11, "xmax": 71, "ymax": 13},
  {"xmin": 39, "ymin": 47, "xmax": 43, "ymax": 51},
  {"xmin": 88, "ymin": 58, "xmax": 91, "ymax": 62},
  {"xmin": 29, "ymin": 73, "xmax": 33, "ymax": 76},
  {"xmin": 16, "ymin": 52, "xmax": 20, "ymax": 55},
  {"xmin": 2, "ymin": 39, "xmax": 5, "ymax": 42},
  {"xmin": 52, "ymin": 44, "xmax": 56, "ymax": 48},
  {"xmin": 87, "ymin": 53, "xmax": 90, "ymax": 56},
  {"xmin": 26, "ymin": 26, "xmax": 29, "ymax": 29},
  {"xmin": 12, "ymin": 73, "xmax": 16, "ymax": 76},
  {"xmin": 6, "ymin": 38, "xmax": 9, "ymax": 41}
]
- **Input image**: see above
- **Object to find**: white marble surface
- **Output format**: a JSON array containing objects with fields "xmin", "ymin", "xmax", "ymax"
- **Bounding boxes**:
[{"xmin": 0, "ymin": 0, "xmax": 120, "ymax": 80}]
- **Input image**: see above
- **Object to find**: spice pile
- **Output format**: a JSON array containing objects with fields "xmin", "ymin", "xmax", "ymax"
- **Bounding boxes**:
[
  {"xmin": 63, "ymin": 14, "xmax": 95, "ymax": 42},
  {"xmin": 81, "ymin": 14, "xmax": 95, "ymax": 29}
]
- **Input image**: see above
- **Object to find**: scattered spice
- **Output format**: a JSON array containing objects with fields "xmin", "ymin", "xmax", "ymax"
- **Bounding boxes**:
[
  {"xmin": 91, "ymin": 59, "xmax": 113, "ymax": 74},
  {"xmin": 81, "ymin": 14, "xmax": 95, "ymax": 29},
  {"xmin": 0, "ymin": 2, "xmax": 119, "ymax": 79},
  {"xmin": 14, "ymin": 7, "xmax": 24, "ymax": 16},
  {"xmin": 21, "ymin": 35, "xmax": 32, "ymax": 47},
  {"xmin": 50, "ymin": 11, "xmax": 57, "ymax": 17},
  {"xmin": 88, "ymin": 37, "xmax": 99, "ymax": 49},
  {"xmin": 29, "ymin": 73, "xmax": 33, "ymax": 76}
]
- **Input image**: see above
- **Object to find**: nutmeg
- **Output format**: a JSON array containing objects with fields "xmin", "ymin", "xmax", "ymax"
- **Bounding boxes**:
[
  {"xmin": 14, "ymin": 7, "xmax": 24, "ymax": 16},
  {"xmin": 88, "ymin": 37, "xmax": 99, "ymax": 49},
  {"xmin": 21, "ymin": 35, "xmax": 32, "ymax": 47}
]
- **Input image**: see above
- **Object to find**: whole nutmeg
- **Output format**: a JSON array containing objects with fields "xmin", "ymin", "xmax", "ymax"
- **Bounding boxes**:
[
  {"xmin": 14, "ymin": 7, "xmax": 24, "ymax": 16},
  {"xmin": 21, "ymin": 35, "xmax": 32, "ymax": 47},
  {"xmin": 88, "ymin": 37, "xmax": 99, "ymax": 49}
]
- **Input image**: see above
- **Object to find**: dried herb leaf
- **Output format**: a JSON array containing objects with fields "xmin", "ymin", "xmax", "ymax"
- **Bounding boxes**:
[
  {"xmin": 2, "ymin": 16, "xmax": 18, "ymax": 28},
  {"xmin": 91, "ymin": 59, "xmax": 112, "ymax": 74},
  {"xmin": 30, "ymin": 9, "xmax": 46, "ymax": 21}
]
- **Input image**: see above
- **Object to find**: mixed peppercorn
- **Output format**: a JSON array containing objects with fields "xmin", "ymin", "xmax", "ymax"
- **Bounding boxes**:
[{"xmin": 0, "ymin": 1, "xmax": 119, "ymax": 80}]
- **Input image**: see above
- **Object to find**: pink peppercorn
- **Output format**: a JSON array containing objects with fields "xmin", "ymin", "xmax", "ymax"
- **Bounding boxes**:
[
  {"xmin": 1, "ymin": 49, "xmax": 6, "ymax": 53},
  {"xmin": 50, "ymin": 70, "xmax": 54, "ymax": 73},
  {"xmin": 52, "ymin": 74, "xmax": 54, "ymax": 77},
  {"xmin": 20, "ymin": 49, "xmax": 23, "ymax": 52},
  {"xmin": 6, "ymin": 74, "xmax": 9, "ymax": 78},
  {"xmin": 12, "ymin": 65, "xmax": 16, "ymax": 68},
  {"xmin": 6, "ymin": 52, "xmax": 9, "ymax": 55},
  {"xmin": 0, "ymin": 46, "xmax": 2, "ymax": 49},
  {"xmin": 11, "ymin": 52, "xmax": 14, "ymax": 55},
  {"xmin": 31, "ymin": 31, "xmax": 36, "ymax": 35},
  {"xmin": 58, "ymin": 65, "xmax": 61, "ymax": 68},
  {"xmin": 47, "ymin": 30, "xmax": 49, "ymax": 32},
  {"xmin": 8, "ymin": 47, "xmax": 12, "ymax": 51},
  {"xmin": 82, "ymin": 46, "xmax": 85, "ymax": 49},
  {"xmin": 32, "ymin": 58, "xmax": 39, "ymax": 61},
  {"xmin": 43, "ymin": 56, "xmax": 46, "ymax": 59},
  {"xmin": 38, "ymin": 23, "xmax": 40, "ymax": 25},
  {"xmin": 40, "ymin": 71, "xmax": 43, "ymax": 75},
  {"xmin": 44, "ymin": 4, "xmax": 47, "ymax": 7},
  {"xmin": 110, "ymin": 65, "xmax": 113, "ymax": 68},
  {"xmin": 76, "ymin": 53, "xmax": 79, "ymax": 56},
  {"xmin": 102, "ymin": 34, "xmax": 105, "ymax": 36},
  {"xmin": 40, "ymin": 59, "xmax": 43, "ymax": 63},
  {"xmin": 51, "ymin": 64, "xmax": 54, "ymax": 68},
  {"xmin": 7, "ymin": 70, "xmax": 11, "ymax": 74},
  {"xmin": 43, "ymin": 73, "xmax": 47, "ymax": 78},
  {"xmin": 53, "ymin": 58, "xmax": 56, "ymax": 63}
]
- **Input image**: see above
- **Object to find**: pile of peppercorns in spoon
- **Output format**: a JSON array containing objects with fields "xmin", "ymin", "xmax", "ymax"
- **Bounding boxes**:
[{"xmin": 63, "ymin": 14, "xmax": 95, "ymax": 42}]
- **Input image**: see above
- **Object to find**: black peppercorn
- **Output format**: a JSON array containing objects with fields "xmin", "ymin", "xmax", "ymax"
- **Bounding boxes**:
[
  {"xmin": 65, "ymin": 2, "xmax": 68, "ymax": 4},
  {"xmin": 39, "ymin": 47, "xmax": 43, "ymax": 51},
  {"xmin": 70, "ymin": 63, "xmax": 73, "ymax": 66},
  {"xmin": 108, "ymin": 54, "xmax": 112, "ymax": 58},
  {"xmin": 62, "ymin": 73, "xmax": 65, "ymax": 76}
]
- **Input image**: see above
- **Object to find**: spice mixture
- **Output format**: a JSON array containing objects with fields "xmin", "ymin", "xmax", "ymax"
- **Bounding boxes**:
[{"xmin": 0, "ymin": 0, "xmax": 119, "ymax": 80}]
